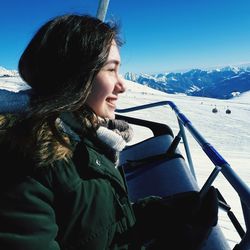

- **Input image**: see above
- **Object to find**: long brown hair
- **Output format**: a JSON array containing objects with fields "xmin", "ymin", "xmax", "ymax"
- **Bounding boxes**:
[{"xmin": 6, "ymin": 14, "xmax": 121, "ymax": 164}]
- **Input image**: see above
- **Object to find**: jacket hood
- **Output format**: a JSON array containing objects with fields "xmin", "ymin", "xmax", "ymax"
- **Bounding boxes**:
[{"xmin": 0, "ymin": 114, "xmax": 74, "ymax": 167}]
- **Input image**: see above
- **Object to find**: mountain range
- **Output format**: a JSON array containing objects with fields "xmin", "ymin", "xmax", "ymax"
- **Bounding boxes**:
[
  {"xmin": 124, "ymin": 66, "xmax": 250, "ymax": 99},
  {"xmin": 1, "ymin": 66, "xmax": 250, "ymax": 99}
]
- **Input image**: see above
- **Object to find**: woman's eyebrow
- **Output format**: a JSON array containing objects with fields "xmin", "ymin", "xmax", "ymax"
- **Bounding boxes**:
[{"xmin": 104, "ymin": 59, "xmax": 120, "ymax": 66}]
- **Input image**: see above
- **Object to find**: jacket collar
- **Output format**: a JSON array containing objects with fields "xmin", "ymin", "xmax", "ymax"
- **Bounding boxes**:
[{"xmin": 77, "ymin": 137, "xmax": 128, "ymax": 194}]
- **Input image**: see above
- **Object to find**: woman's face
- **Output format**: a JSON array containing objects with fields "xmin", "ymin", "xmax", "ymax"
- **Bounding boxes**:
[{"xmin": 86, "ymin": 40, "xmax": 126, "ymax": 119}]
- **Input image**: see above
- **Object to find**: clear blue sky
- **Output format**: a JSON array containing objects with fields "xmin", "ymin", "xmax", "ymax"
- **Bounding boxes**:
[{"xmin": 1, "ymin": 0, "xmax": 250, "ymax": 74}]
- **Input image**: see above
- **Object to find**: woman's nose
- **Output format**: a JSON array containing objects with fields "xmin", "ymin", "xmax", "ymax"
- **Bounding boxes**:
[{"xmin": 116, "ymin": 75, "xmax": 126, "ymax": 93}]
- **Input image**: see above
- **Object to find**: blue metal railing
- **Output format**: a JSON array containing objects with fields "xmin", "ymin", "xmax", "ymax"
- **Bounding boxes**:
[{"xmin": 116, "ymin": 100, "xmax": 250, "ymax": 206}]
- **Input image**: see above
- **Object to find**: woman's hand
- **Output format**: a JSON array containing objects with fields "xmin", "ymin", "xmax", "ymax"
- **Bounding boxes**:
[{"xmin": 132, "ymin": 186, "xmax": 218, "ymax": 250}]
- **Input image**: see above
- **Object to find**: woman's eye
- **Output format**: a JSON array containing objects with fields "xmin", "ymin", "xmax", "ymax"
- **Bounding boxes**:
[{"xmin": 108, "ymin": 68, "xmax": 116, "ymax": 72}]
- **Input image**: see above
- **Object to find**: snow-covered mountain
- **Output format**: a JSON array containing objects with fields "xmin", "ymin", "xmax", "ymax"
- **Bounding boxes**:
[
  {"xmin": 0, "ymin": 66, "xmax": 19, "ymax": 77},
  {"xmin": 124, "ymin": 66, "xmax": 250, "ymax": 99}
]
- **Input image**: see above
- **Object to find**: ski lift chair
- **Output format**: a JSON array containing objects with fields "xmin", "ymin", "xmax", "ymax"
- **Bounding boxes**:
[
  {"xmin": 116, "ymin": 114, "xmax": 230, "ymax": 250},
  {"xmin": 116, "ymin": 101, "xmax": 250, "ymax": 250},
  {"xmin": 212, "ymin": 107, "xmax": 218, "ymax": 113}
]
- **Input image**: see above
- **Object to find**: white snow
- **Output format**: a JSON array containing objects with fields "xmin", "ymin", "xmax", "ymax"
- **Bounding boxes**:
[
  {"xmin": 0, "ymin": 66, "xmax": 19, "ymax": 77},
  {"xmin": 118, "ymin": 79, "xmax": 250, "ymax": 249},
  {"xmin": 232, "ymin": 91, "xmax": 250, "ymax": 103},
  {"xmin": 0, "ymin": 76, "xmax": 30, "ymax": 92}
]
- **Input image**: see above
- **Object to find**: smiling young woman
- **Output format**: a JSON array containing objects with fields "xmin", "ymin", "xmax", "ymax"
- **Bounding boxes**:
[{"xmin": 0, "ymin": 14, "xmax": 218, "ymax": 250}]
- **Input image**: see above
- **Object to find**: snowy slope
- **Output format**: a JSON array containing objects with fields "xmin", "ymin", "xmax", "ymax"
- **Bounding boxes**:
[
  {"xmin": 232, "ymin": 90, "xmax": 250, "ymax": 104},
  {"xmin": 0, "ymin": 76, "xmax": 30, "ymax": 92},
  {"xmin": 118, "ymin": 80, "xmax": 250, "ymax": 248}
]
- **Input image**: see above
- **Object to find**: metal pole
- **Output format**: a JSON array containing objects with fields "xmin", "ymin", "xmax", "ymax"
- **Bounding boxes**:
[
  {"xmin": 96, "ymin": 0, "xmax": 110, "ymax": 21},
  {"xmin": 177, "ymin": 119, "xmax": 197, "ymax": 179}
]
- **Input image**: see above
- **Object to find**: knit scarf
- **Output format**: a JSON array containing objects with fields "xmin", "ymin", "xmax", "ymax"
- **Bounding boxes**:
[
  {"xmin": 60, "ymin": 113, "xmax": 134, "ymax": 166},
  {"xmin": 97, "ymin": 119, "xmax": 134, "ymax": 166}
]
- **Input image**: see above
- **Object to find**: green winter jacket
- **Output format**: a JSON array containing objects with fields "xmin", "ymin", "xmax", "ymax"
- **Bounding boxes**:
[{"xmin": 0, "ymin": 119, "xmax": 139, "ymax": 250}]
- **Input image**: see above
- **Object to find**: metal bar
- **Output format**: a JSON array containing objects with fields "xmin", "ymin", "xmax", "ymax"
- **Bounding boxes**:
[
  {"xmin": 228, "ymin": 211, "xmax": 246, "ymax": 239},
  {"xmin": 167, "ymin": 100, "xmax": 250, "ymax": 209},
  {"xmin": 217, "ymin": 189, "xmax": 246, "ymax": 239},
  {"xmin": 177, "ymin": 119, "xmax": 197, "ymax": 179},
  {"xmin": 199, "ymin": 166, "xmax": 222, "ymax": 198},
  {"xmin": 116, "ymin": 101, "xmax": 169, "ymax": 113},
  {"xmin": 96, "ymin": 0, "xmax": 110, "ymax": 21},
  {"xmin": 234, "ymin": 200, "xmax": 250, "ymax": 249}
]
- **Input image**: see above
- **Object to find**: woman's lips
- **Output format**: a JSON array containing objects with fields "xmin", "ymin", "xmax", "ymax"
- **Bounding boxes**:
[{"xmin": 106, "ymin": 97, "xmax": 117, "ymax": 108}]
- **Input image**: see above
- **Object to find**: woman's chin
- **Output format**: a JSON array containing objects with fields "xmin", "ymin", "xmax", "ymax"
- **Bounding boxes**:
[
  {"xmin": 99, "ymin": 112, "xmax": 115, "ymax": 120},
  {"xmin": 107, "ymin": 113, "xmax": 115, "ymax": 119}
]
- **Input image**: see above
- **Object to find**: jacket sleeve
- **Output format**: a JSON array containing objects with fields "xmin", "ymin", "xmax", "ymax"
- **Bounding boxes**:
[{"xmin": 0, "ymin": 176, "xmax": 60, "ymax": 250}]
